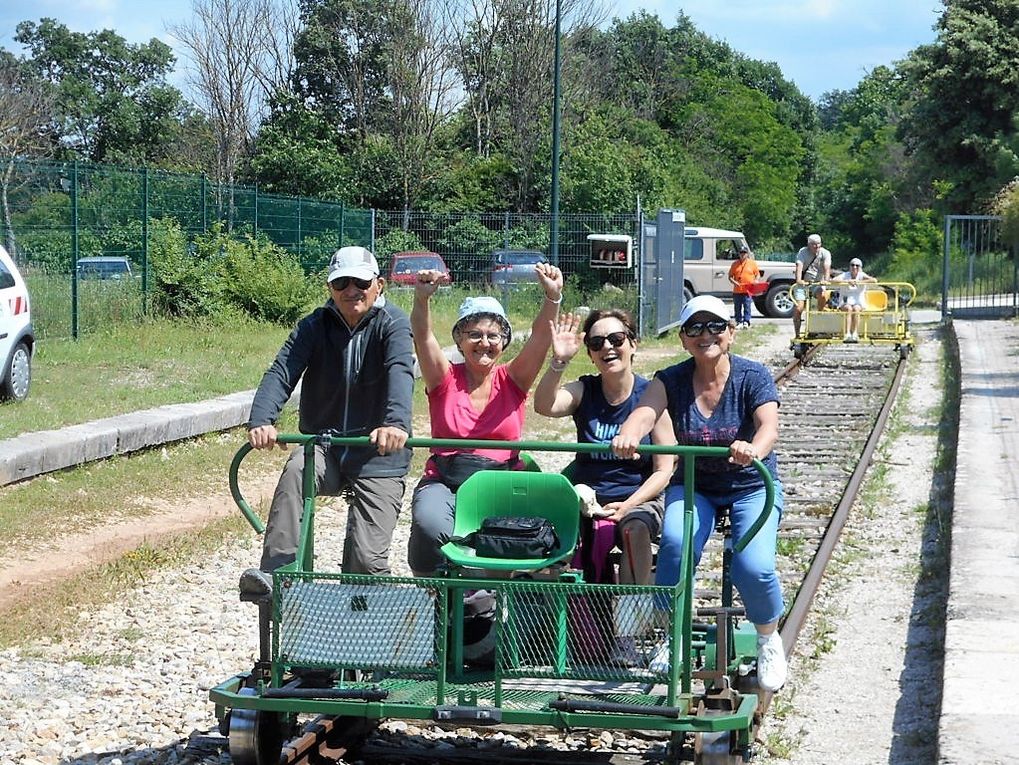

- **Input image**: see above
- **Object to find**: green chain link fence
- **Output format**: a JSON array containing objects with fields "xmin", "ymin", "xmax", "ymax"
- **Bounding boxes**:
[{"xmin": 1, "ymin": 159, "xmax": 640, "ymax": 339}]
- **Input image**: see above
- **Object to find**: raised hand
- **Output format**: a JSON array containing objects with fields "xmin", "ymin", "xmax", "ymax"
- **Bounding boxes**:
[
  {"xmin": 549, "ymin": 312, "xmax": 584, "ymax": 362},
  {"xmin": 534, "ymin": 262, "xmax": 564, "ymax": 300},
  {"xmin": 414, "ymin": 269, "xmax": 445, "ymax": 298}
]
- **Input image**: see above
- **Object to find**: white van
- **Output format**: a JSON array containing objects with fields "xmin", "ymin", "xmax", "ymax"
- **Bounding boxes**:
[{"xmin": 0, "ymin": 245, "xmax": 34, "ymax": 402}]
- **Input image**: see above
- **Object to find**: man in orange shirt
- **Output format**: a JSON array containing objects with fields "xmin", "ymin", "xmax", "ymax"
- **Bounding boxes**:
[{"xmin": 728, "ymin": 245, "xmax": 761, "ymax": 329}]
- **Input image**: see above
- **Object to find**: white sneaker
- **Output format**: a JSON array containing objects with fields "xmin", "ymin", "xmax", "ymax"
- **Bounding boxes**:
[
  {"xmin": 843, "ymin": 332, "xmax": 853, "ymax": 341},
  {"xmin": 756, "ymin": 631, "xmax": 787, "ymax": 691}
]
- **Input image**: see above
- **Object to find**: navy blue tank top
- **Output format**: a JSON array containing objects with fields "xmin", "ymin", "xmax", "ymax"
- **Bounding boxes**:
[{"xmin": 571, "ymin": 374, "xmax": 653, "ymax": 503}]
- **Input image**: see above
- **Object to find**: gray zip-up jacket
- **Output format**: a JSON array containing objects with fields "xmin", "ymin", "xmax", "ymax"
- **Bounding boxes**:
[{"xmin": 247, "ymin": 297, "xmax": 414, "ymax": 477}]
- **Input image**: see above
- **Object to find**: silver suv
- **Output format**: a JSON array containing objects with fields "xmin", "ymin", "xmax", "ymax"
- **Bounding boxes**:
[
  {"xmin": 0, "ymin": 245, "xmax": 34, "ymax": 402},
  {"xmin": 682, "ymin": 227, "xmax": 797, "ymax": 318}
]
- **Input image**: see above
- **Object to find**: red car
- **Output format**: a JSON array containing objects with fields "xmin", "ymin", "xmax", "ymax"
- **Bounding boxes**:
[{"xmin": 387, "ymin": 251, "xmax": 451, "ymax": 286}]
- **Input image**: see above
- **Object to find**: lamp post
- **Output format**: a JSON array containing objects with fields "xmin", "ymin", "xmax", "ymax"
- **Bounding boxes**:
[{"xmin": 549, "ymin": 0, "xmax": 562, "ymax": 267}]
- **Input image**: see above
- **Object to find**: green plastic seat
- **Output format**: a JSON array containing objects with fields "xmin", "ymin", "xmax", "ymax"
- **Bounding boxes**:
[{"xmin": 440, "ymin": 470, "xmax": 581, "ymax": 572}]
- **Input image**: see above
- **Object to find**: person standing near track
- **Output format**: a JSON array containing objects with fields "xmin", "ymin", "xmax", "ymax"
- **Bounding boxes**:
[
  {"xmin": 611, "ymin": 294, "xmax": 787, "ymax": 691},
  {"xmin": 793, "ymin": 233, "xmax": 832, "ymax": 336},
  {"xmin": 239, "ymin": 246, "xmax": 414, "ymax": 599},
  {"xmin": 728, "ymin": 244, "xmax": 761, "ymax": 329}
]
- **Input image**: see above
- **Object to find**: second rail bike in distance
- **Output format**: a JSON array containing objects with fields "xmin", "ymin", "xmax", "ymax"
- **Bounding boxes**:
[
  {"xmin": 211, "ymin": 435, "xmax": 778, "ymax": 765},
  {"xmin": 790, "ymin": 281, "xmax": 917, "ymax": 360}
]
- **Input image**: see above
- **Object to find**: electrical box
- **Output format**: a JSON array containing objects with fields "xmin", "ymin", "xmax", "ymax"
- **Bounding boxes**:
[{"xmin": 587, "ymin": 234, "xmax": 632, "ymax": 269}]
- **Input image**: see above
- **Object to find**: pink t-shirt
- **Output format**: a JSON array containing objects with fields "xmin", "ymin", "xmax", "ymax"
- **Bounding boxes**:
[{"xmin": 423, "ymin": 363, "xmax": 527, "ymax": 478}]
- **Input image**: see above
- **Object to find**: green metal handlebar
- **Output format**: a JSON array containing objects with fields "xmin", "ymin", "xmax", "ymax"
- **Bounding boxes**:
[{"xmin": 229, "ymin": 435, "xmax": 777, "ymax": 553}]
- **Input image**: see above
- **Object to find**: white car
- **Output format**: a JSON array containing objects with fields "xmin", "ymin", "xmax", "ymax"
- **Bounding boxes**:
[{"xmin": 0, "ymin": 244, "xmax": 34, "ymax": 402}]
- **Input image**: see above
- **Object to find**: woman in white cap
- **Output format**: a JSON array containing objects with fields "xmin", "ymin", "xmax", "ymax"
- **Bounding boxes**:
[
  {"xmin": 611, "ymin": 294, "xmax": 787, "ymax": 691},
  {"xmin": 407, "ymin": 262, "xmax": 564, "ymax": 577},
  {"xmin": 833, "ymin": 257, "xmax": 877, "ymax": 342}
]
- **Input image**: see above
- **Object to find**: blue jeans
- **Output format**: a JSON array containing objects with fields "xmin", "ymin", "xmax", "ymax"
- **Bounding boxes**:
[
  {"xmin": 733, "ymin": 293, "xmax": 752, "ymax": 325},
  {"xmin": 655, "ymin": 482, "xmax": 784, "ymax": 625}
]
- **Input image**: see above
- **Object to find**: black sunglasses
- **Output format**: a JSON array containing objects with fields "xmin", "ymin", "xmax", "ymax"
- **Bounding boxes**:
[
  {"xmin": 682, "ymin": 320, "xmax": 729, "ymax": 337},
  {"xmin": 585, "ymin": 331, "xmax": 632, "ymax": 351},
  {"xmin": 330, "ymin": 276, "xmax": 374, "ymax": 291}
]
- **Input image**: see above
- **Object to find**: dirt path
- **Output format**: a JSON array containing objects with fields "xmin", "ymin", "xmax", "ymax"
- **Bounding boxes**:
[{"xmin": 0, "ymin": 471, "xmax": 282, "ymax": 611}]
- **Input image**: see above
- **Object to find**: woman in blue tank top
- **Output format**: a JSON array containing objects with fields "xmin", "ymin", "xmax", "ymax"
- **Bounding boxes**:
[
  {"xmin": 611, "ymin": 295, "xmax": 787, "ymax": 691},
  {"xmin": 534, "ymin": 309, "xmax": 676, "ymax": 665}
]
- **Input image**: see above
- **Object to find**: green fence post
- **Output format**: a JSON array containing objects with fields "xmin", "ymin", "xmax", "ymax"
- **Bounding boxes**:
[
  {"xmin": 503, "ymin": 211, "xmax": 510, "ymax": 248},
  {"xmin": 201, "ymin": 175, "xmax": 208, "ymax": 233},
  {"xmin": 71, "ymin": 160, "xmax": 79, "ymax": 340},
  {"xmin": 142, "ymin": 167, "xmax": 149, "ymax": 317},
  {"xmin": 253, "ymin": 183, "xmax": 259, "ymax": 236},
  {"xmin": 297, "ymin": 196, "xmax": 302, "ymax": 256},
  {"xmin": 339, "ymin": 202, "xmax": 345, "ymax": 248}
]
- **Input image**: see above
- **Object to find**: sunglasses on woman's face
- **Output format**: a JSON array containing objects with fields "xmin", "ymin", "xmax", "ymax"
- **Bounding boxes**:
[
  {"xmin": 682, "ymin": 320, "xmax": 729, "ymax": 337},
  {"xmin": 330, "ymin": 276, "xmax": 374, "ymax": 291},
  {"xmin": 585, "ymin": 331, "xmax": 631, "ymax": 351}
]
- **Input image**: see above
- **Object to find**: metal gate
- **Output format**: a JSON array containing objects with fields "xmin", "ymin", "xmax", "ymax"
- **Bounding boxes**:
[
  {"xmin": 942, "ymin": 215, "xmax": 1019, "ymax": 319},
  {"xmin": 638, "ymin": 209, "xmax": 687, "ymax": 336}
]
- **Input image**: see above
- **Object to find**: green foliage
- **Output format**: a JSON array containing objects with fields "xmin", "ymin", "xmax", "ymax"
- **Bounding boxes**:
[
  {"xmin": 247, "ymin": 91, "xmax": 350, "ymax": 198},
  {"xmin": 438, "ymin": 217, "xmax": 507, "ymax": 258},
  {"xmin": 148, "ymin": 218, "xmax": 226, "ymax": 318},
  {"xmin": 205, "ymin": 228, "xmax": 321, "ymax": 324},
  {"xmin": 374, "ymin": 228, "xmax": 425, "ymax": 267},
  {"xmin": 990, "ymin": 178, "xmax": 1019, "ymax": 245},
  {"xmin": 14, "ymin": 18, "xmax": 191, "ymax": 165},
  {"xmin": 899, "ymin": 0, "xmax": 1019, "ymax": 209},
  {"xmin": 886, "ymin": 208, "xmax": 944, "ymax": 298}
]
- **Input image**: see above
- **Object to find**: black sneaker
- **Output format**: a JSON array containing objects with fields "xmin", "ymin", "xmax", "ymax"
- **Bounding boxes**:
[{"xmin": 239, "ymin": 568, "xmax": 273, "ymax": 602}]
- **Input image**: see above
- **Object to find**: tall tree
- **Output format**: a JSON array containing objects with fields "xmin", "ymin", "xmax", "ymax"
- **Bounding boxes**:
[
  {"xmin": 448, "ymin": 0, "xmax": 604, "ymax": 210},
  {"xmin": 171, "ymin": 0, "xmax": 298, "ymax": 187},
  {"xmin": 14, "ymin": 18, "xmax": 187, "ymax": 163},
  {"xmin": 294, "ymin": 0, "xmax": 396, "ymax": 140},
  {"xmin": 0, "ymin": 53, "xmax": 55, "ymax": 257},
  {"xmin": 900, "ymin": 0, "xmax": 1019, "ymax": 210}
]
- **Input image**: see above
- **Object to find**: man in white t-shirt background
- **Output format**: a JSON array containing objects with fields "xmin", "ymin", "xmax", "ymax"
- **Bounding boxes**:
[{"xmin": 793, "ymin": 233, "xmax": 832, "ymax": 336}]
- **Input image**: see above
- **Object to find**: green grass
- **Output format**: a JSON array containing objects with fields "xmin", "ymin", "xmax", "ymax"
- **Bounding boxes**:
[{"xmin": 0, "ymin": 316, "xmax": 292, "ymax": 440}]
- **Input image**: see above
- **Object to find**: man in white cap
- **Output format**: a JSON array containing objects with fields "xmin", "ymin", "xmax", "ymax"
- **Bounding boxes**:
[
  {"xmin": 793, "ymin": 234, "xmax": 832, "ymax": 336},
  {"xmin": 833, "ymin": 257, "xmax": 877, "ymax": 342},
  {"xmin": 240, "ymin": 245, "xmax": 414, "ymax": 598}
]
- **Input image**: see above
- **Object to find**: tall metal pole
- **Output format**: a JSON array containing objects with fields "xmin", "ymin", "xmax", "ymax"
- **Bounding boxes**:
[{"xmin": 549, "ymin": 0, "xmax": 562, "ymax": 267}]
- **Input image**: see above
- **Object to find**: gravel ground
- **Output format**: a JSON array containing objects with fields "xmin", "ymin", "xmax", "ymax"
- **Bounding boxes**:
[
  {"xmin": 0, "ymin": 323, "xmax": 950, "ymax": 765},
  {"xmin": 761, "ymin": 325, "xmax": 948, "ymax": 764}
]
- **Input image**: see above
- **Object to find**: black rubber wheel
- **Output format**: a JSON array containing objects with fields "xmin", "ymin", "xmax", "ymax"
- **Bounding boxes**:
[
  {"xmin": 1, "ymin": 341, "xmax": 31, "ymax": 402},
  {"xmin": 763, "ymin": 284, "xmax": 795, "ymax": 319},
  {"xmin": 683, "ymin": 285, "xmax": 695, "ymax": 303}
]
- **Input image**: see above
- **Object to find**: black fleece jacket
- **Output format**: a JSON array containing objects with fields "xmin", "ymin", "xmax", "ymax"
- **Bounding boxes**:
[{"xmin": 247, "ymin": 297, "xmax": 414, "ymax": 477}]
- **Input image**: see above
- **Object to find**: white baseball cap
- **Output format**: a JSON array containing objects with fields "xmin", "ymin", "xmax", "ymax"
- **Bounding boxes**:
[
  {"xmin": 327, "ymin": 246, "xmax": 379, "ymax": 282},
  {"xmin": 678, "ymin": 294, "xmax": 731, "ymax": 327}
]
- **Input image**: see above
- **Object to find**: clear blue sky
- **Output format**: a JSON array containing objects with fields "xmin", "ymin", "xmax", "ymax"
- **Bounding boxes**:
[{"xmin": 1, "ymin": 0, "xmax": 943, "ymax": 101}]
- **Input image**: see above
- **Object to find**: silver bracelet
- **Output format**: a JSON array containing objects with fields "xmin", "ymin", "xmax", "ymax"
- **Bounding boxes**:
[
  {"xmin": 545, "ymin": 293, "xmax": 563, "ymax": 304},
  {"xmin": 549, "ymin": 357, "xmax": 569, "ymax": 373}
]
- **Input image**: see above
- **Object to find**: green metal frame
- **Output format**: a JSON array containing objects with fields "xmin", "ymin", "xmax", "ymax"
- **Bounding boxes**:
[{"xmin": 214, "ymin": 436, "xmax": 775, "ymax": 741}]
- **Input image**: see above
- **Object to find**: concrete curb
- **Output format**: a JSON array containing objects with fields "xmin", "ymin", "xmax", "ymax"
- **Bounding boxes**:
[{"xmin": 0, "ymin": 390, "xmax": 259, "ymax": 486}]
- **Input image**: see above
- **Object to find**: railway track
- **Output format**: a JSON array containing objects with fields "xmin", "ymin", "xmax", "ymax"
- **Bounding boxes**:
[{"xmin": 242, "ymin": 343, "xmax": 910, "ymax": 765}]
